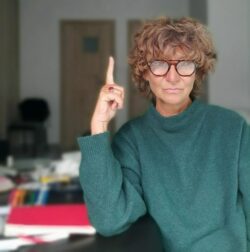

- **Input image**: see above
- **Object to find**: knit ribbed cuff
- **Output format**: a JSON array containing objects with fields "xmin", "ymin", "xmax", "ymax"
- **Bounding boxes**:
[{"xmin": 77, "ymin": 132, "xmax": 111, "ymax": 156}]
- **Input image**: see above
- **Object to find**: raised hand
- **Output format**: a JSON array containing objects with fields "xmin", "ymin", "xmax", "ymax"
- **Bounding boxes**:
[{"xmin": 91, "ymin": 56, "xmax": 125, "ymax": 135}]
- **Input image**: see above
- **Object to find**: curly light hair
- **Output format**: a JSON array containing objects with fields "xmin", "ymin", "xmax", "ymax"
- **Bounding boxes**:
[{"xmin": 128, "ymin": 17, "xmax": 217, "ymax": 100}]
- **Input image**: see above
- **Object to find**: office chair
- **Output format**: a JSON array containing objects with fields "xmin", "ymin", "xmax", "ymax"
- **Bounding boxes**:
[
  {"xmin": 8, "ymin": 98, "xmax": 50, "ymax": 157},
  {"xmin": 0, "ymin": 139, "xmax": 9, "ymax": 164}
]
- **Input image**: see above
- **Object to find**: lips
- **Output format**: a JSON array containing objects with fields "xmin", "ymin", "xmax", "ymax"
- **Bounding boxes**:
[{"xmin": 163, "ymin": 88, "xmax": 183, "ymax": 94}]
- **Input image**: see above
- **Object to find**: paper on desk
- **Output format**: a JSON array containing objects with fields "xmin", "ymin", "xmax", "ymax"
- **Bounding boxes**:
[
  {"xmin": 0, "ymin": 176, "xmax": 15, "ymax": 192},
  {"xmin": 50, "ymin": 151, "xmax": 81, "ymax": 177},
  {"xmin": 0, "ymin": 166, "xmax": 17, "ymax": 176},
  {"xmin": 0, "ymin": 232, "xmax": 70, "ymax": 251}
]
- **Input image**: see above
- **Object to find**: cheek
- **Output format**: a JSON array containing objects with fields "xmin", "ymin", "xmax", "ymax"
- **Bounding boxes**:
[
  {"xmin": 188, "ymin": 81, "xmax": 195, "ymax": 90},
  {"xmin": 148, "ymin": 79, "xmax": 161, "ymax": 94},
  {"xmin": 146, "ymin": 73, "xmax": 160, "ymax": 87},
  {"xmin": 144, "ymin": 74, "xmax": 157, "ymax": 89},
  {"xmin": 185, "ymin": 76, "xmax": 195, "ymax": 89}
]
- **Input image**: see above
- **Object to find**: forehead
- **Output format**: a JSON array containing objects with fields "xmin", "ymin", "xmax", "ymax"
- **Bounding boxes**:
[
  {"xmin": 162, "ymin": 46, "xmax": 190, "ymax": 60},
  {"xmin": 148, "ymin": 45, "xmax": 192, "ymax": 61}
]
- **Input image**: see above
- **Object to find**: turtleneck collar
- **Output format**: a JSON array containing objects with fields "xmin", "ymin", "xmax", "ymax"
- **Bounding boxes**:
[{"xmin": 145, "ymin": 99, "xmax": 207, "ymax": 131}]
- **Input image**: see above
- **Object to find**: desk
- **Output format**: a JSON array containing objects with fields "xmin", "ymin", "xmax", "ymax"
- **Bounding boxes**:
[{"xmin": 19, "ymin": 215, "xmax": 164, "ymax": 252}]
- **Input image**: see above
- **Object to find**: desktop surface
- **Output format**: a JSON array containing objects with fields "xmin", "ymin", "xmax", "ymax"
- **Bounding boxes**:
[{"xmin": 19, "ymin": 214, "xmax": 164, "ymax": 252}]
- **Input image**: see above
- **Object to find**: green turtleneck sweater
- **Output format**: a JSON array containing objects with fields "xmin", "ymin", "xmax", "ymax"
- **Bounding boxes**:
[{"xmin": 78, "ymin": 100, "xmax": 250, "ymax": 252}]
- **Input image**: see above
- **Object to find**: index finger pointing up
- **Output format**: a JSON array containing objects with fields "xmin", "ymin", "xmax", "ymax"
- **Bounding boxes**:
[{"xmin": 106, "ymin": 56, "xmax": 114, "ymax": 84}]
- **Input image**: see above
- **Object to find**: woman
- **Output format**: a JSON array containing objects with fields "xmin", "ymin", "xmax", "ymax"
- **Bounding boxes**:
[{"xmin": 78, "ymin": 17, "xmax": 250, "ymax": 252}]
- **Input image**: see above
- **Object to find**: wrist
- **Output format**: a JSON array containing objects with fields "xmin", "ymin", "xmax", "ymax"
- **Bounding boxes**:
[{"xmin": 91, "ymin": 120, "xmax": 108, "ymax": 135}]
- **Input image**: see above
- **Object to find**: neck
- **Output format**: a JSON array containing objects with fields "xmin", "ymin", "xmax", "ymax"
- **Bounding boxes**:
[{"xmin": 156, "ymin": 98, "xmax": 192, "ymax": 117}]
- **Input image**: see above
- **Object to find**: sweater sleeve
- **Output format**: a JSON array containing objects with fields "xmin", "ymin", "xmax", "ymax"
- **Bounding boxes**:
[
  {"xmin": 77, "ymin": 129, "xmax": 147, "ymax": 236},
  {"xmin": 238, "ymin": 122, "xmax": 250, "ymax": 251}
]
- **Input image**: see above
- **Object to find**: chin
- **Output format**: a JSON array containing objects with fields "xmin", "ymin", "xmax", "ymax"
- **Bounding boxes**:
[
  {"xmin": 163, "ymin": 95, "xmax": 186, "ymax": 104},
  {"xmin": 158, "ymin": 94, "xmax": 191, "ymax": 106}
]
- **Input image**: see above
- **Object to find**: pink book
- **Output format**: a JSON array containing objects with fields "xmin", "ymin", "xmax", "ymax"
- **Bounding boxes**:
[{"xmin": 4, "ymin": 204, "xmax": 96, "ymax": 236}]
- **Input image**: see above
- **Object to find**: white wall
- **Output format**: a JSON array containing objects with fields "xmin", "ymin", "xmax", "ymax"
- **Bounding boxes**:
[
  {"xmin": 207, "ymin": 0, "xmax": 250, "ymax": 110},
  {"xmin": 19, "ymin": 0, "xmax": 189, "ymax": 144},
  {"xmin": 20, "ymin": 0, "xmax": 250, "ymax": 144}
]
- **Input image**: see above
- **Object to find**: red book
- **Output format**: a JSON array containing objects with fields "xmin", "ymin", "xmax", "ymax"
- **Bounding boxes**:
[{"xmin": 4, "ymin": 204, "xmax": 96, "ymax": 236}]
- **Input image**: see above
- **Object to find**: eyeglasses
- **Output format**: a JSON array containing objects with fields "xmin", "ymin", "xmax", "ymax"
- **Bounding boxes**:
[{"xmin": 148, "ymin": 60, "xmax": 196, "ymax": 77}]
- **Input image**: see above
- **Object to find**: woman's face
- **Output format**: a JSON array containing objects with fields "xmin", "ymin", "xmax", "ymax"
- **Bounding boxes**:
[{"xmin": 144, "ymin": 50, "xmax": 196, "ymax": 114}]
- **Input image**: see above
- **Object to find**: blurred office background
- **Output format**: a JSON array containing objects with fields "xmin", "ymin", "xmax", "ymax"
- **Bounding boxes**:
[{"xmin": 0, "ymin": 0, "xmax": 250, "ymax": 159}]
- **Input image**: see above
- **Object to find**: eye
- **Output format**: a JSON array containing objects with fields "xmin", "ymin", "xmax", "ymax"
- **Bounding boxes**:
[
  {"xmin": 176, "ymin": 61, "xmax": 196, "ymax": 76},
  {"xmin": 148, "ymin": 61, "xmax": 169, "ymax": 76},
  {"xmin": 150, "ymin": 60, "xmax": 168, "ymax": 68},
  {"xmin": 149, "ymin": 61, "xmax": 169, "ymax": 72}
]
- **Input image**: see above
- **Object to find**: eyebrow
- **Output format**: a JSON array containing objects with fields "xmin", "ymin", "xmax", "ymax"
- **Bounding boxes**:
[{"xmin": 151, "ymin": 58, "xmax": 189, "ymax": 62}]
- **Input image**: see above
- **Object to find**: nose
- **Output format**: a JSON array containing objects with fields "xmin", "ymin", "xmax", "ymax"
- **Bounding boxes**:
[{"xmin": 165, "ymin": 65, "xmax": 180, "ymax": 83}]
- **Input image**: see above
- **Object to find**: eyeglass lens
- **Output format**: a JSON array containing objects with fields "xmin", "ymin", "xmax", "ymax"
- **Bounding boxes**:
[{"xmin": 149, "ymin": 60, "xmax": 196, "ymax": 76}]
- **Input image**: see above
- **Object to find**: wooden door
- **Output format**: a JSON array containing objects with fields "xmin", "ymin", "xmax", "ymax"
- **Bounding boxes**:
[
  {"xmin": 127, "ymin": 20, "xmax": 150, "ymax": 120},
  {"xmin": 61, "ymin": 21, "xmax": 115, "ymax": 150}
]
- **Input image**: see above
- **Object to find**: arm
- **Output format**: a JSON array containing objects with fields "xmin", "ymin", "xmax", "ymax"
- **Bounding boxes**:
[
  {"xmin": 91, "ymin": 56, "xmax": 124, "ymax": 135},
  {"xmin": 78, "ymin": 57, "xmax": 146, "ymax": 236},
  {"xmin": 238, "ymin": 122, "xmax": 250, "ymax": 250},
  {"xmin": 78, "ymin": 128, "xmax": 146, "ymax": 236}
]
